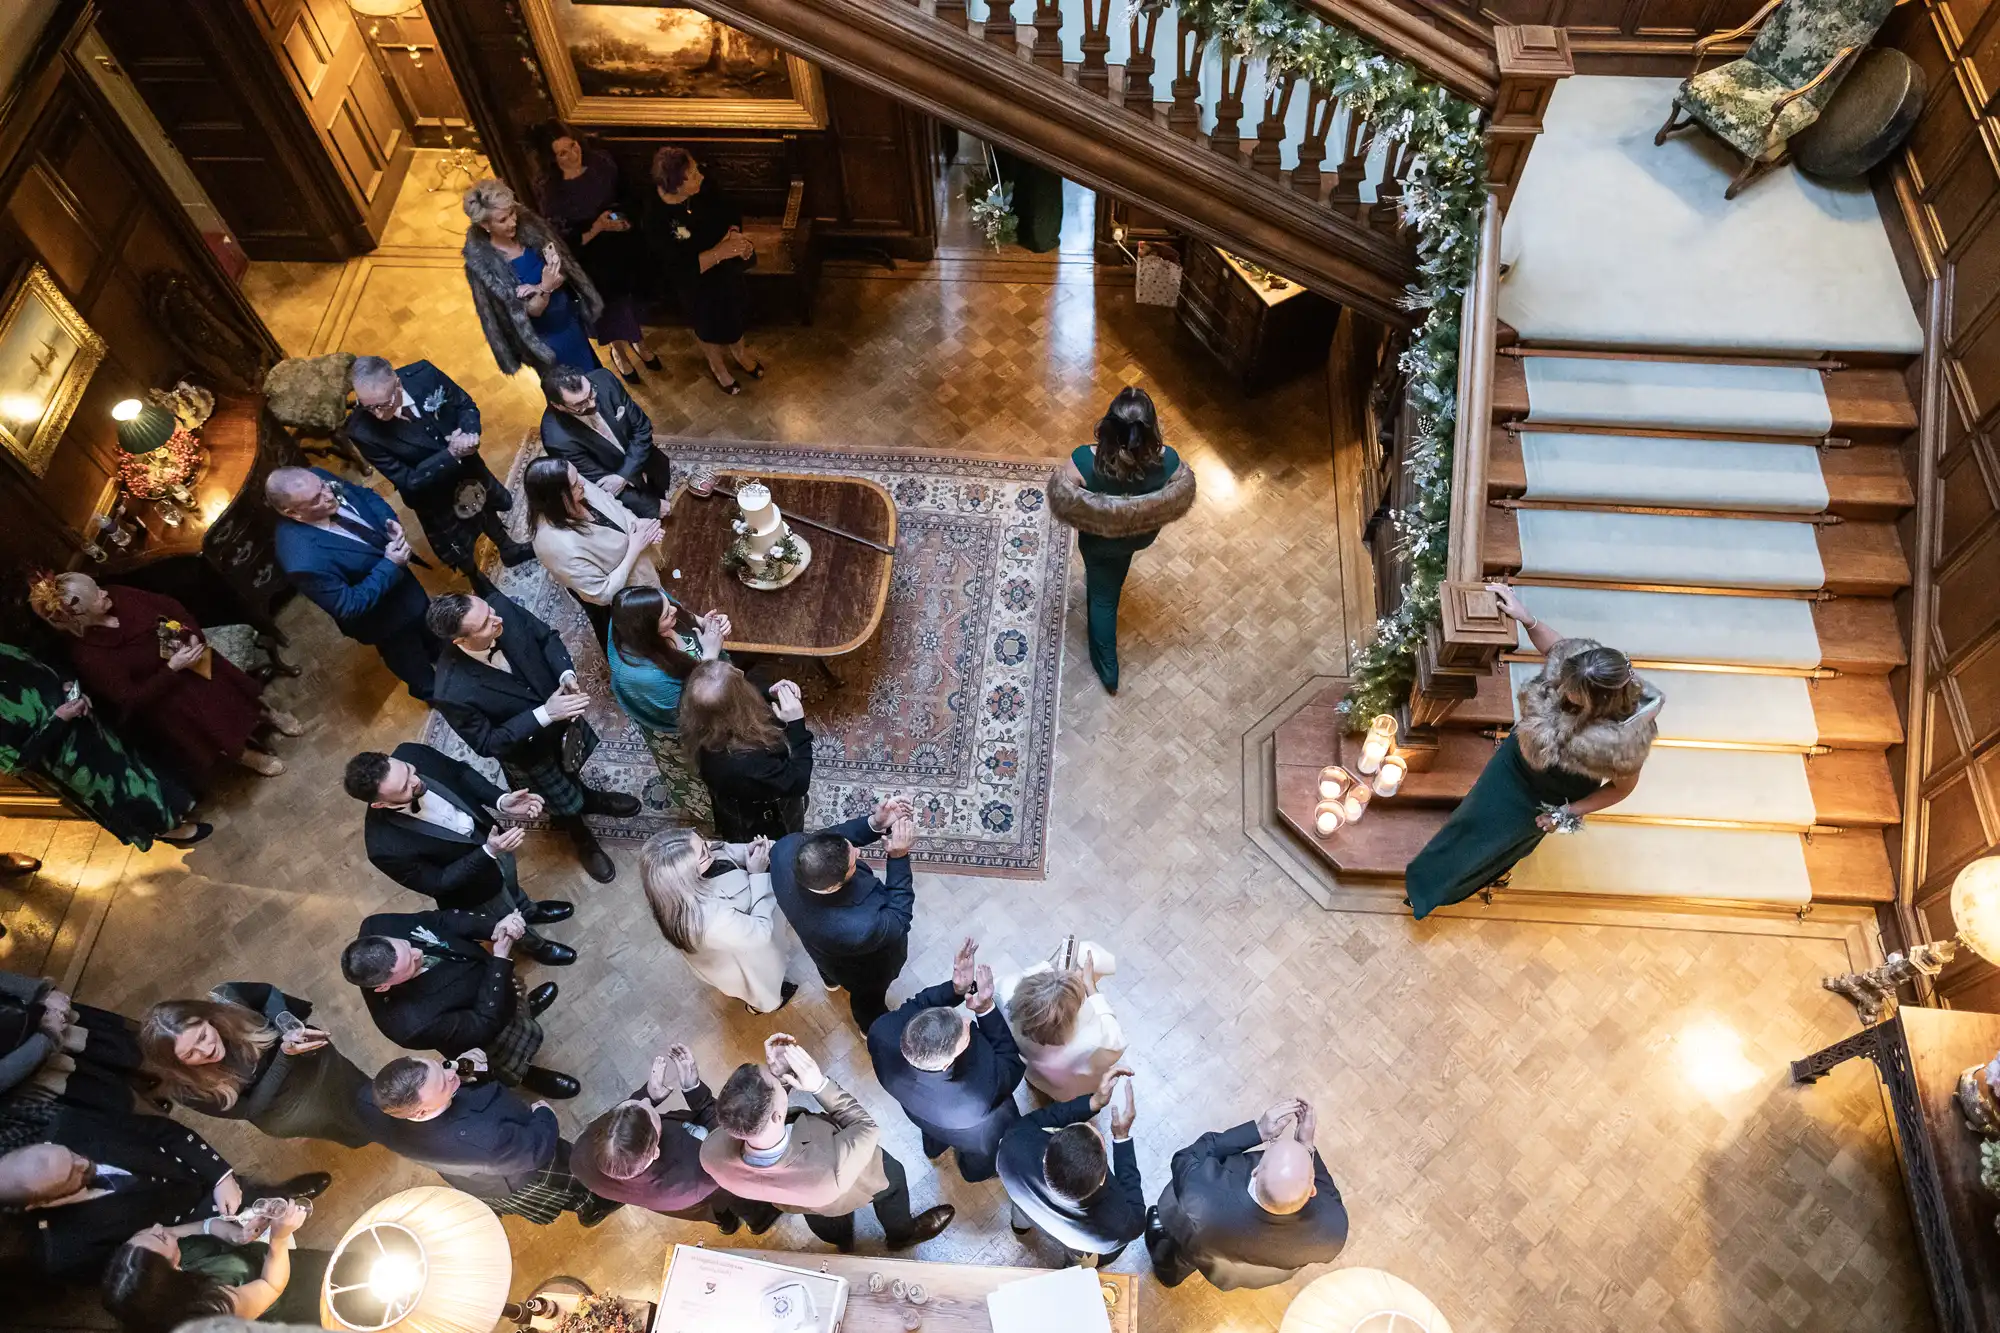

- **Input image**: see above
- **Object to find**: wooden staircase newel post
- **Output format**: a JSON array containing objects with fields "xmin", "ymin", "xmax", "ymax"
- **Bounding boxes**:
[
  {"xmin": 1292, "ymin": 81, "xmax": 1334, "ymax": 199},
  {"xmin": 1330, "ymin": 113, "xmax": 1369, "ymax": 221},
  {"xmin": 983, "ymin": 0, "xmax": 1017, "ymax": 50},
  {"xmin": 935, "ymin": 0, "xmax": 969, "ymax": 29},
  {"xmin": 1031, "ymin": 0, "xmax": 1065, "ymax": 72},
  {"xmin": 1124, "ymin": 6, "xmax": 1161, "ymax": 115},
  {"xmin": 1210, "ymin": 45, "xmax": 1249, "ymax": 161},
  {"xmin": 1167, "ymin": 24, "xmax": 1207, "ymax": 140},
  {"xmin": 1487, "ymin": 25, "xmax": 1573, "ymax": 215},
  {"xmin": 1079, "ymin": 0, "xmax": 1114, "ymax": 96},
  {"xmin": 1250, "ymin": 67, "xmax": 1296, "ymax": 181}
]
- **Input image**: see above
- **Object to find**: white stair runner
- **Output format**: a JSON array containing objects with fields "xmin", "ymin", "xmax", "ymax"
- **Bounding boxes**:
[
  {"xmin": 1513, "ymin": 586, "xmax": 1821, "ymax": 669},
  {"xmin": 1512, "ymin": 824, "xmax": 1811, "ymax": 905},
  {"xmin": 1515, "ymin": 509, "xmax": 1825, "ymax": 590},
  {"xmin": 1519, "ymin": 432, "xmax": 1829, "ymax": 513},
  {"xmin": 1615, "ymin": 747, "xmax": 1814, "ymax": 828},
  {"xmin": 1522, "ymin": 357, "xmax": 1832, "ymax": 436},
  {"xmin": 1507, "ymin": 662, "xmax": 1821, "ymax": 748}
]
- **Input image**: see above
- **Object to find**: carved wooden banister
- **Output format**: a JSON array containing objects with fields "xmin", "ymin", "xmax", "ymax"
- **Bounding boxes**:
[{"xmin": 1296, "ymin": 0, "xmax": 1500, "ymax": 106}]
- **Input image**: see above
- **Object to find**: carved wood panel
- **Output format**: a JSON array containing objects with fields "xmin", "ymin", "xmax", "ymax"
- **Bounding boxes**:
[{"xmin": 355, "ymin": 5, "xmax": 475, "ymax": 149}]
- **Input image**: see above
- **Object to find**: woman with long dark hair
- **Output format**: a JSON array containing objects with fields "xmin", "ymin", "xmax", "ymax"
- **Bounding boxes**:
[
  {"xmin": 523, "ymin": 456, "xmax": 661, "ymax": 646},
  {"xmin": 608, "ymin": 585, "xmax": 727, "ymax": 818},
  {"xmin": 678, "ymin": 659, "xmax": 811, "ymax": 839},
  {"xmin": 101, "ymin": 1203, "xmax": 324, "ymax": 1332},
  {"xmin": 640, "ymin": 828, "xmax": 796, "ymax": 1014},
  {"xmin": 138, "ymin": 984, "xmax": 373, "ymax": 1150},
  {"xmin": 529, "ymin": 122, "xmax": 660, "ymax": 382},
  {"xmin": 641, "ymin": 146, "xmax": 763, "ymax": 395},
  {"xmin": 1404, "ymin": 584, "xmax": 1663, "ymax": 918},
  {"xmin": 1048, "ymin": 387, "xmax": 1197, "ymax": 693}
]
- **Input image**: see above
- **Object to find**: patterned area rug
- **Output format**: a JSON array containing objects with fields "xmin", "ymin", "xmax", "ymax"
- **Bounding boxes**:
[{"xmin": 421, "ymin": 436, "xmax": 1070, "ymax": 878}]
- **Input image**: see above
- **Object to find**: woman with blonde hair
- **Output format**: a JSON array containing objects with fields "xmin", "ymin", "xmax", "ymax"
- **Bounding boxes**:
[
  {"xmin": 1405, "ymin": 584, "xmax": 1663, "ymax": 919},
  {"xmin": 679, "ymin": 659, "xmax": 812, "ymax": 840},
  {"xmin": 138, "ymin": 984, "xmax": 372, "ymax": 1149},
  {"xmin": 997, "ymin": 940, "xmax": 1127, "ymax": 1101},
  {"xmin": 641, "ymin": 828, "xmax": 796, "ymax": 1014},
  {"xmin": 461, "ymin": 176, "xmax": 602, "ymax": 375}
]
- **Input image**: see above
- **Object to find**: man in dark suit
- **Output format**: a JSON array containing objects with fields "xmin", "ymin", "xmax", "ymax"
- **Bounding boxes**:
[
  {"xmin": 1145, "ymin": 1098, "xmax": 1348, "ymax": 1291},
  {"xmin": 770, "ymin": 796, "xmax": 916, "ymax": 1031},
  {"xmin": 867, "ymin": 936, "xmax": 1023, "ymax": 1183},
  {"xmin": 357, "ymin": 1055, "xmax": 616, "ymax": 1226},
  {"xmin": 345, "ymin": 355, "xmax": 534, "ymax": 574},
  {"xmin": 340, "ymin": 907, "xmax": 577, "ymax": 1098},
  {"xmin": 0, "ymin": 1106, "xmax": 328, "ymax": 1283},
  {"xmin": 537, "ymin": 365, "xmax": 673, "ymax": 518},
  {"xmin": 998, "ymin": 1065, "xmax": 1143, "ymax": 1267},
  {"xmin": 345, "ymin": 742, "xmax": 574, "ymax": 960},
  {"xmin": 267, "ymin": 465, "xmax": 440, "ymax": 701},
  {"xmin": 571, "ymin": 1042, "xmax": 779, "ymax": 1234},
  {"xmin": 426, "ymin": 589, "xmax": 638, "ymax": 884}
]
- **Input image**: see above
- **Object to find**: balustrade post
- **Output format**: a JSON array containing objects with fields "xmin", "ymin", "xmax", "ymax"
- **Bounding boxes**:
[
  {"xmin": 1123, "ymin": 5, "xmax": 1161, "ymax": 115},
  {"xmin": 1209, "ymin": 46, "xmax": 1248, "ymax": 161},
  {"xmin": 1329, "ymin": 113, "xmax": 1369, "ymax": 220},
  {"xmin": 1371, "ymin": 140, "xmax": 1411, "ymax": 232},
  {"xmin": 983, "ymin": 0, "xmax": 1017, "ymax": 49},
  {"xmin": 1031, "ymin": 0, "xmax": 1065, "ymax": 71},
  {"xmin": 1167, "ymin": 24, "xmax": 1207, "ymax": 140},
  {"xmin": 1291, "ymin": 82, "xmax": 1334, "ymax": 199},
  {"xmin": 935, "ymin": 0, "xmax": 968, "ymax": 29},
  {"xmin": 1079, "ymin": 0, "xmax": 1113, "ymax": 96},
  {"xmin": 1249, "ymin": 68, "xmax": 1295, "ymax": 180}
]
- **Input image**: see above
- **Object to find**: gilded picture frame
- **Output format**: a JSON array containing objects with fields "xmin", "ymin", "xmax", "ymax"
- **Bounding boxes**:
[
  {"xmin": 522, "ymin": 0, "xmax": 828, "ymax": 130},
  {"xmin": 0, "ymin": 263, "xmax": 107, "ymax": 479}
]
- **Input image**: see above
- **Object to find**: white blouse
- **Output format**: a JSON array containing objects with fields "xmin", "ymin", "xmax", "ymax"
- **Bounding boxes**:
[{"xmin": 998, "ymin": 942, "xmax": 1128, "ymax": 1102}]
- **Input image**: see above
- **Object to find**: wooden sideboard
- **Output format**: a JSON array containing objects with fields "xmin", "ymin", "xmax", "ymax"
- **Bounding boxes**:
[
  {"xmin": 1175, "ymin": 244, "xmax": 1341, "ymax": 396},
  {"xmin": 1793, "ymin": 1006, "xmax": 2000, "ymax": 1333}
]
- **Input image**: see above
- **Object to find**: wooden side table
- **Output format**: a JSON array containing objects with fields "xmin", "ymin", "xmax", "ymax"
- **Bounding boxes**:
[
  {"xmin": 1792, "ymin": 1006, "xmax": 2000, "ymax": 1333},
  {"xmin": 713, "ymin": 1250, "xmax": 1138, "ymax": 1333}
]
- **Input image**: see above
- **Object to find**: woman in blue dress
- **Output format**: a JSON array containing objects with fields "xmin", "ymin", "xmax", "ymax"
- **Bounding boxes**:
[{"xmin": 460, "ymin": 177, "xmax": 603, "ymax": 376}]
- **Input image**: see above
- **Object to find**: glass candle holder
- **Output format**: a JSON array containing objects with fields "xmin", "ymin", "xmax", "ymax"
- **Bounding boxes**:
[
  {"xmin": 1343, "ymin": 783, "xmax": 1372, "ymax": 823},
  {"xmin": 1373, "ymin": 754, "xmax": 1408, "ymax": 797},
  {"xmin": 1313, "ymin": 799, "xmax": 1346, "ymax": 837},
  {"xmin": 1358, "ymin": 715, "xmax": 1397, "ymax": 774},
  {"xmin": 1317, "ymin": 765, "xmax": 1352, "ymax": 800}
]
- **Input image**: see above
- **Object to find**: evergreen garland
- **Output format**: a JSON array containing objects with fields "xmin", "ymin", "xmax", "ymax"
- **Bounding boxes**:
[{"xmin": 1170, "ymin": 0, "xmax": 1488, "ymax": 722}]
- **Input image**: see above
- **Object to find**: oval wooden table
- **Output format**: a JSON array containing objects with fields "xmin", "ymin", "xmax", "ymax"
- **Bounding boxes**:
[{"xmin": 664, "ymin": 471, "xmax": 897, "ymax": 677}]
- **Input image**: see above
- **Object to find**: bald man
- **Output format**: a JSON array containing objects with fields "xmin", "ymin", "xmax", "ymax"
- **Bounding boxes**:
[{"xmin": 1144, "ymin": 1098, "xmax": 1348, "ymax": 1291}]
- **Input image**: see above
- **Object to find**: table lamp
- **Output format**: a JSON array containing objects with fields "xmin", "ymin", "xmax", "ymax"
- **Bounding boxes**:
[
  {"xmin": 111, "ymin": 398, "xmax": 176, "ymax": 454},
  {"xmin": 1280, "ymin": 1267, "xmax": 1453, "ymax": 1333},
  {"xmin": 1951, "ymin": 856, "xmax": 2000, "ymax": 965},
  {"xmin": 323, "ymin": 1187, "xmax": 511, "ymax": 1333}
]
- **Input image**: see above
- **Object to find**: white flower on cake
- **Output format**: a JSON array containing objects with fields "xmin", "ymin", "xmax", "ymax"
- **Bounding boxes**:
[{"xmin": 722, "ymin": 480, "xmax": 812, "ymax": 589}]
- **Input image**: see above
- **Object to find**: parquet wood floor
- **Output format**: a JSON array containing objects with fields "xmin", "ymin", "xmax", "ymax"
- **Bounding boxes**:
[{"xmin": 23, "ymin": 156, "xmax": 1928, "ymax": 1332}]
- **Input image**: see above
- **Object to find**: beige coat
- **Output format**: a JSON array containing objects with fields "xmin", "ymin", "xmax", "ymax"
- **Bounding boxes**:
[
  {"xmin": 531, "ymin": 475, "xmax": 661, "ymax": 605},
  {"xmin": 698, "ymin": 1077, "xmax": 890, "ymax": 1215},
  {"xmin": 680, "ymin": 844, "xmax": 794, "ymax": 1012}
]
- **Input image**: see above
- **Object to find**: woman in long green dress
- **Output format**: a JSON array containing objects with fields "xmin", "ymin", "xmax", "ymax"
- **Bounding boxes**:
[
  {"xmin": 1405, "ymin": 584, "xmax": 1662, "ymax": 919},
  {"xmin": 100, "ymin": 1201, "xmax": 327, "ymax": 1332},
  {"xmin": 1048, "ymin": 388, "xmax": 1197, "ymax": 693},
  {"xmin": 606, "ymin": 585, "xmax": 724, "ymax": 823},
  {"xmin": 0, "ymin": 642, "xmax": 206, "ymax": 851}
]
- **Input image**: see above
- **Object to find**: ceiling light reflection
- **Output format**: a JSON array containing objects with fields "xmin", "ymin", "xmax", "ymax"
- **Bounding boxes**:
[{"xmin": 1677, "ymin": 1020, "xmax": 1761, "ymax": 1097}]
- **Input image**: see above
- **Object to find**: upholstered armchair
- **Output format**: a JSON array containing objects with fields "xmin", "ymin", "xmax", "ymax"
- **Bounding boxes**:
[{"xmin": 1655, "ymin": 0, "xmax": 1898, "ymax": 198}]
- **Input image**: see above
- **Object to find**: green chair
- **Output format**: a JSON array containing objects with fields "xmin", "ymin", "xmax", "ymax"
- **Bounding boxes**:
[{"xmin": 1655, "ymin": 0, "xmax": 1898, "ymax": 198}]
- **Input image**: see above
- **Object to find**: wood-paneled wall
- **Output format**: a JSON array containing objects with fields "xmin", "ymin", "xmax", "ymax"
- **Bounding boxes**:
[
  {"xmin": 0, "ymin": 4, "xmax": 281, "ymax": 581},
  {"xmin": 1880, "ymin": 1, "xmax": 2000, "ymax": 1009},
  {"xmin": 1409, "ymin": 0, "xmax": 1770, "ymax": 72}
]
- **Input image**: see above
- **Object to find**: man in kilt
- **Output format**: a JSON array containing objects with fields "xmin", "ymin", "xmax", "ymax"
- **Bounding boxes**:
[
  {"xmin": 358, "ymin": 1055, "xmax": 618, "ymax": 1227},
  {"xmin": 341, "ymin": 907, "xmax": 579, "ymax": 1099},
  {"xmin": 426, "ymin": 589, "xmax": 639, "ymax": 884}
]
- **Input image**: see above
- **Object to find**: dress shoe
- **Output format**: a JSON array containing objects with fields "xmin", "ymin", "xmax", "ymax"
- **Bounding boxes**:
[
  {"xmin": 499, "ymin": 542, "xmax": 538, "ymax": 567},
  {"xmin": 581, "ymin": 788, "xmax": 641, "ymax": 818},
  {"xmin": 886, "ymin": 1205, "xmax": 955, "ymax": 1250},
  {"xmin": 575, "ymin": 1193, "xmax": 623, "ymax": 1227},
  {"xmin": 526, "ymin": 900, "xmax": 573, "ymax": 924},
  {"xmin": 564, "ymin": 820, "xmax": 615, "ymax": 883},
  {"xmin": 0, "ymin": 852, "xmax": 40, "ymax": 875},
  {"xmin": 243, "ymin": 1171, "xmax": 332, "ymax": 1201},
  {"xmin": 520, "ymin": 1067, "xmax": 580, "ymax": 1099},
  {"xmin": 713, "ymin": 1212, "xmax": 742, "ymax": 1236},
  {"xmin": 527, "ymin": 982, "xmax": 559, "ymax": 1017},
  {"xmin": 530, "ymin": 941, "xmax": 577, "ymax": 967}
]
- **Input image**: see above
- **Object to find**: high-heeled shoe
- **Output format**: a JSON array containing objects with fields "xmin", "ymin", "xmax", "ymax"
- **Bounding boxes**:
[
  {"xmin": 641, "ymin": 353, "xmax": 663, "ymax": 370},
  {"xmin": 710, "ymin": 371, "xmax": 741, "ymax": 396},
  {"xmin": 736, "ymin": 359, "xmax": 766, "ymax": 380},
  {"xmin": 158, "ymin": 823, "xmax": 214, "ymax": 848}
]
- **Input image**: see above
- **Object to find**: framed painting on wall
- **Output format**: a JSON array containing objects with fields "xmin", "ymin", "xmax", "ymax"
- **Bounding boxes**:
[
  {"xmin": 522, "ymin": 0, "xmax": 827, "ymax": 129},
  {"xmin": 0, "ymin": 263, "xmax": 107, "ymax": 478}
]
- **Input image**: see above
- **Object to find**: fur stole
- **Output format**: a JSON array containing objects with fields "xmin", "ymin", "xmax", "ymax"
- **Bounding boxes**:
[
  {"xmin": 462, "ymin": 208, "xmax": 604, "ymax": 376},
  {"xmin": 1514, "ymin": 653, "xmax": 1661, "ymax": 783},
  {"xmin": 1047, "ymin": 462, "xmax": 1196, "ymax": 538}
]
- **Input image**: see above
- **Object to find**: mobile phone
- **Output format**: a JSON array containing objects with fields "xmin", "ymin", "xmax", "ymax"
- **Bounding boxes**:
[{"xmin": 62, "ymin": 679, "xmax": 80, "ymax": 703}]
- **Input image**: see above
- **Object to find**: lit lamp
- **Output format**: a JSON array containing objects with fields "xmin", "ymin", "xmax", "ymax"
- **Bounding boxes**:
[
  {"xmin": 1357, "ymin": 714, "xmax": 1397, "ymax": 775},
  {"xmin": 1373, "ymin": 754, "xmax": 1408, "ymax": 798},
  {"xmin": 111, "ymin": 398, "xmax": 175, "ymax": 454},
  {"xmin": 324, "ymin": 1187, "xmax": 511, "ymax": 1333},
  {"xmin": 1281, "ymin": 1267, "xmax": 1452, "ymax": 1333},
  {"xmin": 1950, "ymin": 856, "xmax": 2000, "ymax": 965},
  {"xmin": 346, "ymin": 0, "xmax": 422, "ymax": 16}
]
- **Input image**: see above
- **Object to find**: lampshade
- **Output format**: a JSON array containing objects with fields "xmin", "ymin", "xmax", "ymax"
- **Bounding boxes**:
[
  {"xmin": 1280, "ymin": 1268, "xmax": 1453, "ymax": 1333},
  {"xmin": 347, "ymin": 0, "xmax": 423, "ymax": 16},
  {"xmin": 111, "ymin": 399, "xmax": 176, "ymax": 454},
  {"xmin": 323, "ymin": 1187, "xmax": 511, "ymax": 1333},
  {"xmin": 1951, "ymin": 856, "xmax": 2000, "ymax": 964}
]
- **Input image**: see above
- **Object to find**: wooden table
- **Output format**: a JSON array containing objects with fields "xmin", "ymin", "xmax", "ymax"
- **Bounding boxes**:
[
  {"xmin": 666, "ymin": 472, "xmax": 896, "ymax": 661},
  {"xmin": 1793, "ymin": 1006, "xmax": 2000, "ymax": 1332},
  {"xmin": 713, "ymin": 1250, "xmax": 1137, "ymax": 1333}
]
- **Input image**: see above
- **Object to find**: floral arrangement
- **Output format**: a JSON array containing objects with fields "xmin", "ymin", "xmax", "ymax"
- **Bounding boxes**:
[
  {"xmin": 723, "ymin": 529, "xmax": 807, "ymax": 582},
  {"xmin": 555, "ymin": 1295, "xmax": 648, "ymax": 1333},
  {"xmin": 1169, "ymin": 0, "xmax": 1488, "ymax": 723},
  {"xmin": 118, "ymin": 426, "xmax": 203, "ymax": 502},
  {"xmin": 967, "ymin": 176, "xmax": 1019, "ymax": 250}
]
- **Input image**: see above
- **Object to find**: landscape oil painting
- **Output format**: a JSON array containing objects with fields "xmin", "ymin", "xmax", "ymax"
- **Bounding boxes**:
[{"xmin": 524, "ymin": 0, "xmax": 827, "ymax": 129}]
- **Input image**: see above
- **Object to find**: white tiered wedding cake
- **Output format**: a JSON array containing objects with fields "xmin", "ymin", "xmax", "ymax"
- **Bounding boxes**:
[{"xmin": 730, "ymin": 481, "xmax": 812, "ymax": 589}]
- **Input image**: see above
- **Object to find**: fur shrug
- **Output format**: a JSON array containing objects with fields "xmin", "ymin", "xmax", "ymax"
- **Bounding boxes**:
[
  {"xmin": 1513, "ymin": 637, "xmax": 1661, "ymax": 782},
  {"xmin": 462, "ymin": 208, "xmax": 604, "ymax": 377},
  {"xmin": 1047, "ymin": 462, "xmax": 1196, "ymax": 537}
]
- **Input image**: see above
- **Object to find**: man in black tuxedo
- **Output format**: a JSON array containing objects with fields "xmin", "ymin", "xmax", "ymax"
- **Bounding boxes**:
[
  {"xmin": 867, "ymin": 936, "xmax": 1023, "ymax": 1183},
  {"xmin": 1146, "ymin": 1098, "xmax": 1347, "ymax": 1291},
  {"xmin": 356, "ymin": 1055, "xmax": 616, "ymax": 1226},
  {"xmin": 0, "ymin": 1106, "xmax": 328, "ymax": 1283},
  {"xmin": 426, "ymin": 589, "xmax": 638, "ymax": 884},
  {"xmin": 537, "ymin": 365, "xmax": 673, "ymax": 518},
  {"xmin": 340, "ymin": 907, "xmax": 577, "ymax": 1098},
  {"xmin": 998, "ymin": 1065, "xmax": 1144, "ymax": 1267},
  {"xmin": 345, "ymin": 355, "xmax": 534, "ymax": 574},
  {"xmin": 346, "ymin": 742, "xmax": 575, "ymax": 961},
  {"xmin": 770, "ymin": 796, "xmax": 916, "ymax": 1031}
]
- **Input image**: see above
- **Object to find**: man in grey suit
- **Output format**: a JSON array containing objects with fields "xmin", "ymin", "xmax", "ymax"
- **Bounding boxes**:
[
  {"xmin": 1144, "ymin": 1097, "xmax": 1348, "ymax": 1290},
  {"xmin": 537, "ymin": 366, "xmax": 673, "ymax": 518}
]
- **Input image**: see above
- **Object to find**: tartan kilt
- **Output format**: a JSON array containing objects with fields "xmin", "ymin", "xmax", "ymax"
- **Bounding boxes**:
[
  {"xmin": 500, "ymin": 721, "xmax": 597, "ymax": 818},
  {"xmin": 494, "ymin": 1139, "xmax": 597, "ymax": 1225},
  {"xmin": 485, "ymin": 987, "xmax": 544, "ymax": 1083}
]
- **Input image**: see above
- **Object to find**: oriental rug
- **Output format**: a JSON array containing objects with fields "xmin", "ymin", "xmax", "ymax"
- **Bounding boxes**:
[{"xmin": 421, "ymin": 436, "xmax": 1071, "ymax": 878}]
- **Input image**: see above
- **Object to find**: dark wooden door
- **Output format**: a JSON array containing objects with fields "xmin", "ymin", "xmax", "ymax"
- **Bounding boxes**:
[{"xmin": 355, "ymin": 4, "xmax": 475, "ymax": 150}]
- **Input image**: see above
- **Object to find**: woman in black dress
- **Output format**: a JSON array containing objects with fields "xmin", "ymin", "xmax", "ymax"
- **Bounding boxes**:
[
  {"xmin": 531, "ymin": 122, "xmax": 662, "ymax": 383},
  {"xmin": 641, "ymin": 146, "xmax": 765, "ymax": 395},
  {"xmin": 678, "ymin": 660, "xmax": 811, "ymax": 839}
]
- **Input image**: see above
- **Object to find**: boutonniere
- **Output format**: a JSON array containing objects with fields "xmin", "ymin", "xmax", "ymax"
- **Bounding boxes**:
[
  {"xmin": 422, "ymin": 387, "xmax": 447, "ymax": 415},
  {"xmin": 614, "ymin": 402, "xmax": 626, "ymax": 419},
  {"xmin": 673, "ymin": 224, "xmax": 692, "ymax": 242},
  {"xmin": 410, "ymin": 926, "xmax": 444, "ymax": 948}
]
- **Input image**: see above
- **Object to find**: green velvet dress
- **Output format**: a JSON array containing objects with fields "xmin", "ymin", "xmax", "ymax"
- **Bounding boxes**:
[
  {"xmin": 1072, "ymin": 444, "xmax": 1181, "ymax": 692},
  {"xmin": 177, "ymin": 1234, "xmax": 331, "ymax": 1325},
  {"xmin": 0, "ymin": 642, "xmax": 192, "ymax": 849}
]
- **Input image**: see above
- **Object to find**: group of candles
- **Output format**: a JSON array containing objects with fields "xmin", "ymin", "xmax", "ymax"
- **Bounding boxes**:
[{"xmin": 1314, "ymin": 713, "xmax": 1409, "ymax": 837}]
